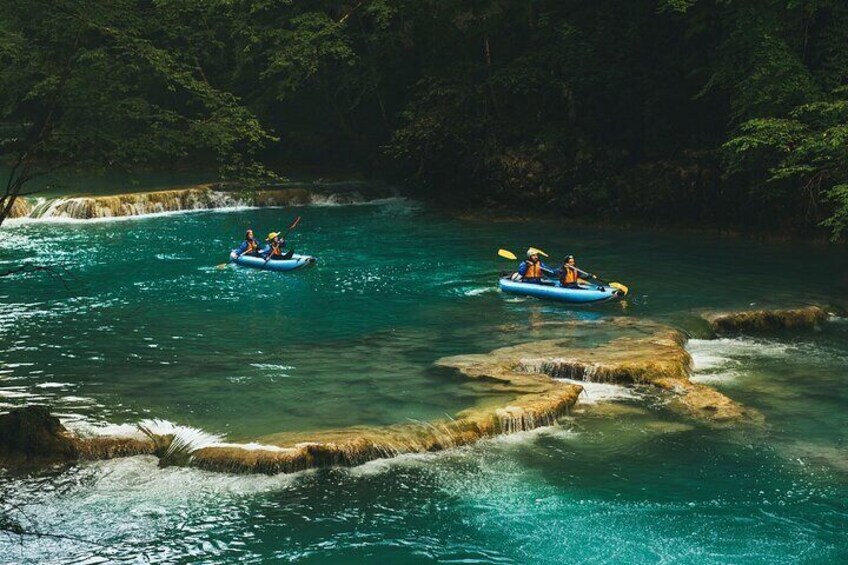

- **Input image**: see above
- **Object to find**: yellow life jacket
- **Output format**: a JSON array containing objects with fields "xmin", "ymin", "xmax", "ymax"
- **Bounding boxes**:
[
  {"xmin": 561, "ymin": 266, "xmax": 579, "ymax": 285},
  {"xmin": 524, "ymin": 260, "xmax": 542, "ymax": 279}
]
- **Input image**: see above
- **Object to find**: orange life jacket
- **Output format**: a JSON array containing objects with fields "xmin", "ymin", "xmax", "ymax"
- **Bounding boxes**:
[
  {"xmin": 524, "ymin": 260, "xmax": 542, "ymax": 279},
  {"xmin": 269, "ymin": 242, "xmax": 283, "ymax": 257},
  {"xmin": 245, "ymin": 239, "xmax": 259, "ymax": 253},
  {"xmin": 561, "ymin": 266, "xmax": 579, "ymax": 285}
]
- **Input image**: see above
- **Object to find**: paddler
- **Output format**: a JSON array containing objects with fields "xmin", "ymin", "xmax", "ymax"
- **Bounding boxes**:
[
  {"xmin": 557, "ymin": 255, "xmax": 595, "ymax": 288},
  {"xmin": 513, "ymin": 249, "xmax": 551, "ymax": 284},
  {"xmin": 234, "ymin": 229, "xmax": 262, "ymax": 257},
  {"xmin": 262, "ymin": 232, "xmax": 293, "ymax": 261}
]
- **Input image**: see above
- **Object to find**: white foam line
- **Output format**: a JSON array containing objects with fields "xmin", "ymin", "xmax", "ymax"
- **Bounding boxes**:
[
  {"xmin": 557, "ymin": 378, "xmax": 641, "ymax": 404},
  {"xmin": 3, "ymin": 204, "xmax": 256, "ymax": 225},
  {"xmin": 3, "ymin": 197, "xmax": 410, "ymax": 226},
  {"xmin": 72, "ymin": 418, "xmax": 293, "ymax": 456},
  {"xmin": 205, "ymin": 442, "xmax": 294, "ymax": 453}
]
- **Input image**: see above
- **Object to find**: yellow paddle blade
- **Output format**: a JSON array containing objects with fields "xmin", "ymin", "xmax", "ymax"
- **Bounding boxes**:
[
  {"xmin": 610, "ymin": 282, "xmax": 628, "ymax": 295},
  {"xmin": 528, "ymin": 246, "xmax": 549, "ymax": 257},
  {"xmin": 498, "ymin": 249, "xmax": 517, "ymax": 260}
]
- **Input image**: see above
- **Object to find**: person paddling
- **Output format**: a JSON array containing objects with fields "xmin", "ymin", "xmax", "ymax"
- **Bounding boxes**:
[
  {"xmin": 262, "ymin": 232, "xmax": 294, "ymax": 261},
  {"xmin": 513, "ymin": 249, "xmax": 551, "ymax": 284},
  {"xmin": 234, "ymin": 229, "xmax": 262, "ymax": 258},
  {"xmin": 557, "ymin": 255, "xmax": 595, "ymax": 288}
]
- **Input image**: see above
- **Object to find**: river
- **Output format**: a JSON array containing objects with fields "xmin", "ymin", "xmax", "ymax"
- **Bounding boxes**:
[{"xmin": 1, "ymin": 188, "xmax": 847, "ymax": 563}]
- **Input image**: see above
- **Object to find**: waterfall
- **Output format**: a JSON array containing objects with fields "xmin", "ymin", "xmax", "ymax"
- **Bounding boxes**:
[
  {"xmin": 517, "ymin": 358, "xmax": 621, "ymax": 383},
  {"xmin": 6, "ymin": 183, "xmax": 400, "ymax": 222},
  {"xmin": 23, "ymin": 186, "xmax": 246, "ymax": 220}
]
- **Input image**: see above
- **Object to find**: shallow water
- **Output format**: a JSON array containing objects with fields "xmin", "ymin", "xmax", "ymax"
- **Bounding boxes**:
[{"xmin": 1, "ymin": 195, "xmax": 847, "ymax": 563}]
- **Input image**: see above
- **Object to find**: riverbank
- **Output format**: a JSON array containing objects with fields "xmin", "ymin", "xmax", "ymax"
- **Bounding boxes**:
[{"xmin": 4, "ymin": 173, "xmax": 847, "ymax": 245}]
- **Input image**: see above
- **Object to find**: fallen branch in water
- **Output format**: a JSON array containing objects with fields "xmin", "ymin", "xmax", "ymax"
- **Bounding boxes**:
[{"xmin": 0, "ymin": 263, "xmax": 76, "ymax": 291}]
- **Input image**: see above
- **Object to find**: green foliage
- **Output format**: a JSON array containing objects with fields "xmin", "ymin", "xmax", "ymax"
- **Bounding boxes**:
[
  {"xmin": 822, "ymin": 184, "xmax": 848, "ymax": 239},
  {"xmin": 0, "ymin": 0, "xmax": 276, "ymax": 223},
  {"xmin": 723, "ymin": 86, "xmax": 848, "ymax": 238},
  {"xmin": 657, "ymin": 0, "xmax": 699, "ymax": 14}
]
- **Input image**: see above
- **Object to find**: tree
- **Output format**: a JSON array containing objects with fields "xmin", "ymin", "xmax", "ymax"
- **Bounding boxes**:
[{"xmin": 0, "ymin": 0, "xmax": 275, "ymax": 227}]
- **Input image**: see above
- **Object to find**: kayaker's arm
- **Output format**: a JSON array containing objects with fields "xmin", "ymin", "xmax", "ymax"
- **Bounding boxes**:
[{"xmin": 234, "ymin": 241, "xmax": 249, "ymax": 257}]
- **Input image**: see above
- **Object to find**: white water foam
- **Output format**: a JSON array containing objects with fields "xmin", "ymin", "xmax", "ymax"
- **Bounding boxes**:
[
  {"xmin": 249, "ymin": 363, "xmax": 295, "ymax": 371},
  {"xmin": 67, "ymin": 420, "xmax": 149, "ymax": 440},
  {"xmin": 136, "ymin": 418, "xmax": 224, "ymax": 459},
  {"xmin": 556, "ymin": 378, "xmax": 642, "ymax": 404},
  {"xmin": 687, "ymin": 337, "xmax": 791, "ymax": 384},
  {"xmin": 69, "ymin": 417, "xmax": 293, "ymax": 459},
  {"xmin": 462, "ymin": 286, "xmax": 496, "ymax": 297},
  {"xmin": 4, "ymin": 204, "xmax": 256, "ymax": 225}
]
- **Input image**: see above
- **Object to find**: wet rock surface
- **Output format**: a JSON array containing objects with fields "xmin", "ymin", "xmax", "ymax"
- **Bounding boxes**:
[
  {"xmin": 0, "ymin": 406, "xmax": 79, "ymax": 464},
  {"xmin": 439, "ymin": 318, "xmax": 755, "ymax": 424},
  {"xmin": 701, "ymin": 305, "xmax": 833, "ymax": 334}
]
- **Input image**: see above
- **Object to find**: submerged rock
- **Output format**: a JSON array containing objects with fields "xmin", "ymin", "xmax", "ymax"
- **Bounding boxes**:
[{"xmin": 702, "ymin": 305, "xmax": 832, "ymax": 334}]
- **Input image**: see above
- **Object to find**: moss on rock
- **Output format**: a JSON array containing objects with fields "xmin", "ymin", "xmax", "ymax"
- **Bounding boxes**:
[{"xmin": 702, "ymin": 305, "xmax": 831, "ymax": 334}]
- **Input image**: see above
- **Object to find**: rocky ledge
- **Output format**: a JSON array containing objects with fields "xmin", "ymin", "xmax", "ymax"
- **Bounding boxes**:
[
  {"xmin": 438, "ymin": 318, "xmax": 753, "ymax": 424},
  {"xmin": 3, "ymin": 317, "xmax": 770, "ymax": 475},
  {"xmin": 700, "ymin": 305, "xmax": 838, "ymax": 334}
]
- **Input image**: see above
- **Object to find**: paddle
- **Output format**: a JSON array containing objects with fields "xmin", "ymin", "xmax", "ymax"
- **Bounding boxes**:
[
  {"xmin": 576, "ymin": 271, "xmax": 629, "ymax": 295},
  {"xmin": 498, "ymin": 248, "xmax": 556, "ymax": 278},
  {"xmin": 598, "ymin": 278, "xmax": 629, "ymax": 295},
  {"xmin": 263, "ymin": 215, "xmax": 302, "ymax": 265},
  {"xmin": 498, "ymin": 247, "xmax": 551, "ymax": 260}
]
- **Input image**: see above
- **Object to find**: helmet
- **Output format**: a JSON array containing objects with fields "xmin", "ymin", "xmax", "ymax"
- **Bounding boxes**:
[
  {"xmin": 563, "ymin": 255, "xmax": 575, "ymax": 263},
  {"xmin": 266, "ymin": 232, "xmax": 280, "ymax": 241},
  {"xmin": 526, "ymin": 248, "xmax": 537, "ymax": 258}
]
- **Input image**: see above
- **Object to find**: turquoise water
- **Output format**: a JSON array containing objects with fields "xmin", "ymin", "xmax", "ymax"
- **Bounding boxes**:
[{"xmin": 1, "ymin": 197, "xmax": 847, "ymax": 563}]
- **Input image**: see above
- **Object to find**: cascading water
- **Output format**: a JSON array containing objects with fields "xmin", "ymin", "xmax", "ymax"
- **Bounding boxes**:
[
  {"xmin": 7, "ymin": 183, "xmax": 400, "ymax": 221},
  {"xmin": 137, "ymin": 418, "xmax": 225, "ymax": 466}
]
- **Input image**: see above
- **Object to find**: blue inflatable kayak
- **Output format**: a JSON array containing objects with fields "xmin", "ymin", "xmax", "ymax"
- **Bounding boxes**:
[
  {"xmin": 499, "ymin": 277, "xmax": 623, "ymax": 304},
  {"xmin": 229, "ymin": 251, "xmax": 317, "ymax": 272}
]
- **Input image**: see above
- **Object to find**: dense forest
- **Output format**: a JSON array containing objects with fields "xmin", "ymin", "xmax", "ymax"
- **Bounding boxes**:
[{"xmin": 1, "ymin": 0, "xmax": 847, "ymax": 238}]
